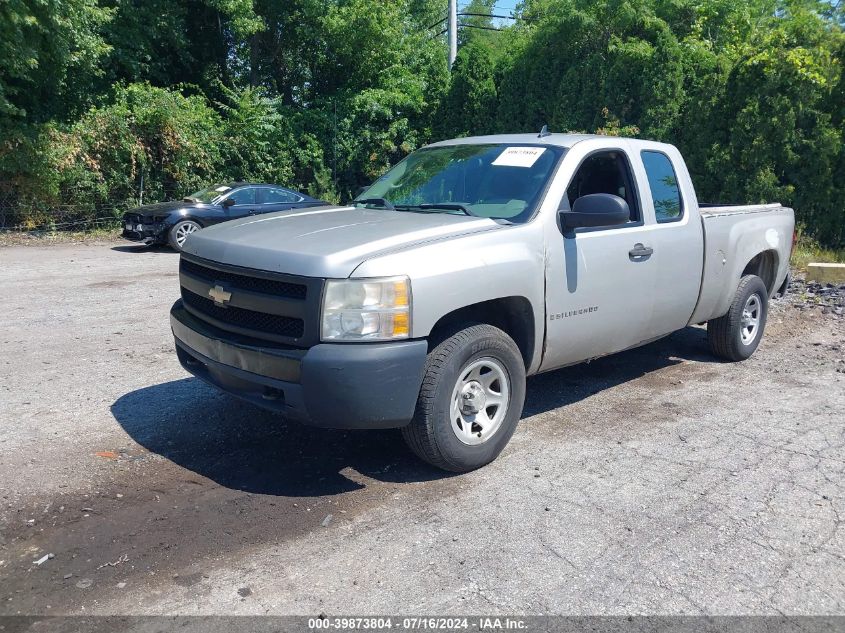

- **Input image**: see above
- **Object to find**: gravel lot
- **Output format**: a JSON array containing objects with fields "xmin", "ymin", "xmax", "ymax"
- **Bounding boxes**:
[{"xmin": 1, "ymin": 241, "xmax": 843, "ymax": 616}]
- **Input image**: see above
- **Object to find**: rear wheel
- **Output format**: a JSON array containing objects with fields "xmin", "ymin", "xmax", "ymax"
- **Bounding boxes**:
[
  {"xmin": 707, "ymin": 274, "xmax": 769, "ymax": 361},
  {"xmin": 402, "ymin": 324, "xmax": 526, "ymax": 472},
  {"xmin": 169, "ymin": 220, "xmax": 201, "ymax": 251}
]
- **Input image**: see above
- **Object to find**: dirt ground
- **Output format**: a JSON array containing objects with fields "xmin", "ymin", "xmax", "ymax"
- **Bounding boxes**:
[{"xmin": 0, "ymin": 241, "xmax": 843, "ymax": 616}]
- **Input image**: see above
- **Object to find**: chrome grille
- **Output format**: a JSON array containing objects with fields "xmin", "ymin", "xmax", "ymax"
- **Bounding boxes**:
[
  {"xmin": 181, "ymin": 289, "xmax": 304, "ymax": 338},
  {"xmin": 180, "ymin": 259, "xmax": 307, "ymax": 300},
  {"xmin": 178, "ymin": 255, "xmax": 322, "ymax": 346}
]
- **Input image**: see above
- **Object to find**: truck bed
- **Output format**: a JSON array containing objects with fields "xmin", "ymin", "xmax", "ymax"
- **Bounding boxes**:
[
  {"xmin": 699, "ymin": 202, "xmax": 785, "ymax": 218},
  {"xmin": 689, "ymin": 203, "xmax": 794, "ymax": 326}
]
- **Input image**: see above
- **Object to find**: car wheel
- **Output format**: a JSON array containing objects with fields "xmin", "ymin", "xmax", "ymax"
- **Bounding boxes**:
[
  {"xmin": 169, "ymin": 220, "xmax": 201, "ymax": 251},
  {"xmin": 707, "ymin": 274, "xmax": 769, "ymax": 361},
  {"xmin": 402, "ymin": 324, "xmax": 526, "ymax": 472}
]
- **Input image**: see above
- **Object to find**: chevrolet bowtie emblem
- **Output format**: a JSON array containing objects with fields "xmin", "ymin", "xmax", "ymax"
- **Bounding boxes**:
[{"xmin": 208, "ymin": 284, "xmax": 232, "ymax": 306}]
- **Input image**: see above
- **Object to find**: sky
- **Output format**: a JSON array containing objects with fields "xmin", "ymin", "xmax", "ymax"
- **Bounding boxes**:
[{"xmin": 458, "ymin": 0, "xmax": 520, "ymax": 26}]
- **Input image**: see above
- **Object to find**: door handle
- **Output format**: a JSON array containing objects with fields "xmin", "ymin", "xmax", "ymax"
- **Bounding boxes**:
[{"xmin": 629, "ymin": 243, "xmax": 654, "ymax": 259}]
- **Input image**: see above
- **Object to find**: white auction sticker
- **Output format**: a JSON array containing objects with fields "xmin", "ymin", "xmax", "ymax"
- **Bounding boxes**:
[{"xmin": 492, "ymin": 146, "xmax": 546, "ymax": 168}]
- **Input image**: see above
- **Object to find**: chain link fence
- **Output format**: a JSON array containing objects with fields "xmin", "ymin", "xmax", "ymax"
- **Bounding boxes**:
[{"xmin": 0, "ymin": 188, "xmax": 182, "ymax": 234}]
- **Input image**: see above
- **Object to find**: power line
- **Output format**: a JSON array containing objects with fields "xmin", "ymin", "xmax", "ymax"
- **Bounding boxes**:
[
  {"xmin": 457, "ymin": 23, "xmax": 505, "ymax": 32},
  {"xmin": 460, "ymin": 1, "xmax": 518, "ymax": 13},
  {"xmin": 459, "ymin": 12, "xmax": 511, "ymax": 19},
  {"xmin": 446, "ymin": 1, "xmax": 532, "ymax": 69},
  {"xmin": 458, "ymin": 0, "xmax": 516, "ymax": 7},
  {"xmin": 432, "ymin": 19, "xmax": 515, "ymax": 39},
  {"xmin": 426, "ymin": 15, "xmax": 448, "ymax": 30},
  {"xmin": 458, "ymin": 12, "xmax": 535, "ymax": 22}
]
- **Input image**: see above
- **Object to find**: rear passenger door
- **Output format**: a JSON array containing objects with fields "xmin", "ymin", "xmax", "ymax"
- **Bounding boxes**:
[
  {"xmin": 542, "ymin": 142, "xmax": 659, "ymax": 370},
  {"xmin": 633, "ymin": 147, "xmax": 703, "ymax": 338}
]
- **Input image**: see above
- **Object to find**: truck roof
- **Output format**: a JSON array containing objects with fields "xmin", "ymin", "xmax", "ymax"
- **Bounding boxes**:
[{"xmin": 425, "ymin": 133, "xmax": 674, "ymax": 151}]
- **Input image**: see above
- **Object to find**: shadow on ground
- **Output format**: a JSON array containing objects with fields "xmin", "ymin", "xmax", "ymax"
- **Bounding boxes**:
[
  {"xmin": 110, "ymin": 244, "xmax": 175, "ymax": 254},
  {"xmin": 111, "ymin": 380, "xmax": 451, "ymax": 497},
  {"xmin": 523, "ymin": 325, "xmax": 719, "ymax": 416},
  {"xmin": 111, "ymin": 326, "xmax": 718, "ymax": 497}
]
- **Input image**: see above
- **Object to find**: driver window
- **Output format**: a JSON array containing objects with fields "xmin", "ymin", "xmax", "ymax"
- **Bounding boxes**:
[
  {"xmin": 565, "ymin": 151, "xmax": 640, "ymax": 223},
  {"xmin": 226, "ymin": 188, "xmax": 256, "ymax": 205}
]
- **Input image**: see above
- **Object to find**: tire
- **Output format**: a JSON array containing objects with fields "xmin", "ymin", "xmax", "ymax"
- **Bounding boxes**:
[
  {"xmin": 402, "ymin": 324, "xmax": 526, "ymax": 472},
  {"xmin": 707, "ymin": 274, "xmax": 769, "ymax": 361},
  {"xmin": 168, "ymin": 220, "xmax": 202, "ymax": 251}
]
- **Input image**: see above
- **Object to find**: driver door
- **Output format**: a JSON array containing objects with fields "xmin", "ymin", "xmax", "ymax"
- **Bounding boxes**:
[
  {"xmin": 223, "ymin": 187, "xmax": 258, "ymax": 220},
  {"xmin": 541, "ymin": 145, "xmax": 658, "ymax": 370}
]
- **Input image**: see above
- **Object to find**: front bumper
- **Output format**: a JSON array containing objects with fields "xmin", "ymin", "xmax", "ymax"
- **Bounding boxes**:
[
  {"xmin": 121, "ymin": 217, "xmax": 167, "ymax": 244},
  {"xmin": 170, "ymin": 301, "xmax": 427, "ymax": 429}
]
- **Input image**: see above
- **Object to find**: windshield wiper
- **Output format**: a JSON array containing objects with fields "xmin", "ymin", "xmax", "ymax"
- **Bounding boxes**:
[
  {"xmin": 396, "ymin": 203, "xmax": 477, "ymax": 217},
  {"xmin": 354, "ymin": 197, "xmax": 395, "ymax": 210},
  {"xmin": 183, "ymin": 197, "xmax": 198, "ymax": 203}
]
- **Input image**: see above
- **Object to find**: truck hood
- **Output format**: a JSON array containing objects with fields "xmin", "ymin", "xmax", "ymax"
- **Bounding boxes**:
[{"xmin": 182, "ymin": 205, "xmax": 503, "ymax": 278}]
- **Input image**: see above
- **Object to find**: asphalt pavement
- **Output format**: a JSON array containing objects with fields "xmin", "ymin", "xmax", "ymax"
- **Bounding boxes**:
[{"xmin": 1, "ymin": 241, "xmax": 843, "ymax": 616}]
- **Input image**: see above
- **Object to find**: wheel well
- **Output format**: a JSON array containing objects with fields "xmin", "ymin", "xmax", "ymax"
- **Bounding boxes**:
[
  {"xmin": 741, "ymin": 250, "xmax": 779, "ymax": 295},
  {"xmin": 428, "ymin": 297, "xmax": 535, "ymax": 369}
]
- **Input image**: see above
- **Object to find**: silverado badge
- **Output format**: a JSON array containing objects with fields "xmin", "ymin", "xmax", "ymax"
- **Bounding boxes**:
[{"xmin": 208, "ymin": 284, "xmax": 232, "ymax": 306}]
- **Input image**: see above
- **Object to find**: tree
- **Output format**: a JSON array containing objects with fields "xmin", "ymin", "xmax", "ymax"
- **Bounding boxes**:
[
  {"xmin": 495, "ymin": 0, "xmax": 687, "ymax": 137},
  {"xmin": 0, "ymin": 0, "xmax": 112, "ymax": 128},
  {"xmin": 436, "ymin": 41, "xmax": 498, "ymax": 138},
  {"xmin": 459, "ymin": 0, "xmax": 498, "ymax": 48},
  {"xmin": 0, "ymin": 0, "xmax": 842, "ymax": 245},
  {"xmin": 706, "ymin": 3, "xmax": 844, "ymax": 242}
]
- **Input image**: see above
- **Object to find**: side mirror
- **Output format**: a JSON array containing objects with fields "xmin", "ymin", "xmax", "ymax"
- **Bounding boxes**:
[
  {"xmin": 221, "ymin": 198, "xmax": 235, "ymax": 208},
  {"xmin": 560, "ymin": 193, "xmax": 630, "ymax": 230}
]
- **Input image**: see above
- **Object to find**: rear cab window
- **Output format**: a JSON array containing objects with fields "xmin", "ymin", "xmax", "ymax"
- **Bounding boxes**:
[{"xmin": 641, "ymin": 151, "xmax": 683, "ymax": 223}]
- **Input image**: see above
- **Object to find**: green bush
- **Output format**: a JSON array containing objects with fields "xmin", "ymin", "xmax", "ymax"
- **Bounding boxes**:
[
  {"xmin": 0, "ymin": 0, "xmax": 841, "ymax": 246},
  {"xmin": 490, "ymin": 0, "xmax": 844, "ymax": 246},
  {"xmin": 2, "ymin": 83, "xmax": 225, "ymax": 228}
]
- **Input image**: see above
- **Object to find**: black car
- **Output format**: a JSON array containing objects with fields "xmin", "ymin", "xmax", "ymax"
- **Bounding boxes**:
[{"xmin": 121, "ymin": 182, "xmax": 325, "ymax": 251}]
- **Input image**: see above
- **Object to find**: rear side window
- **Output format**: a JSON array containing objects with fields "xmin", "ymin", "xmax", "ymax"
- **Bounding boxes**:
[
  {"xmin": 641, "ymin": 151, "xmax": 682, "ymax": 223},
  {"xmin": 262, "ymin": 187, "xmax": 302, "ymax": 204}
]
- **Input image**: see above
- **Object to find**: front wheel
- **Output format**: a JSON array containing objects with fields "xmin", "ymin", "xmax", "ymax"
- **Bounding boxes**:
[
  {"xmin": 168, "ymin": 220, "xmax": 202, "ymax": 251},
  {"xmin": 707, "ymin": 274, "xmax": 769, "ymax": 361},
  {"xmin": 402, "ymin": 324, "xmax": 526, "ymax": 472}
]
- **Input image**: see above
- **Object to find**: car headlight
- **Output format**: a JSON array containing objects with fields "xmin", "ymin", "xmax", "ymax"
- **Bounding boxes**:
[{"xmin": 321, "ymin": 276, "xmax": 411, "ymax": 341}]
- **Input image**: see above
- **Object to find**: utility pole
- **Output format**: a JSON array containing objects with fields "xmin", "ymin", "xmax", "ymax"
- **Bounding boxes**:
[{"xmin": 448, "ymin": 0, "xmax": 457, "ymax": 69}]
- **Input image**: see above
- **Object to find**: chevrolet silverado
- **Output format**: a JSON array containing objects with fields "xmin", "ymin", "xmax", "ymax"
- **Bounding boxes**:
[{"xmin": 168, "ymin": 133, "xmax": 794, "ymax": 472}]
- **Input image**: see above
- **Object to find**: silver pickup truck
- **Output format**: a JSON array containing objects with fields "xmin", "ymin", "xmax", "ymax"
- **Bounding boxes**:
[{"xmin": 170, "ymin": 133, "xmax": 794, "ymax": 472}]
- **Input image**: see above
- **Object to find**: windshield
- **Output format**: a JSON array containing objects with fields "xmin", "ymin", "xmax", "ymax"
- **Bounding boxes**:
[
  {"xmin": 187, "ymin": 184, "xmax": 233, "ymax": 204},
  {"xmin": 356, "ymin": 144, "xmax": 564, "ymax": 223}
]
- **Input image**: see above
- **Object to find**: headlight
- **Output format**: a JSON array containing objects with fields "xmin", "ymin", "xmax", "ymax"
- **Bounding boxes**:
[{"xmin": 321, "ymin": 276, "xmax": 411, "ymax": 341}]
